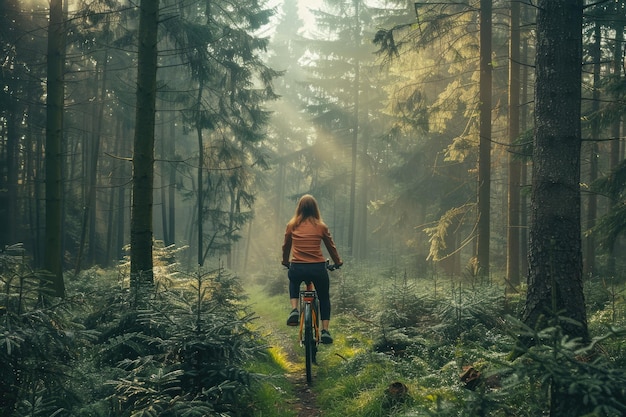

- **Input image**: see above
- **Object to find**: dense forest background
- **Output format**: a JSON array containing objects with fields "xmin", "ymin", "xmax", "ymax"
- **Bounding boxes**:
[
  {"xmin": 2, "ymin": 0, "xmax": 626, "ymax": 416},
  {"xmin": 2, "ymin": 0, "xmax": 625, "ymax": 288}
]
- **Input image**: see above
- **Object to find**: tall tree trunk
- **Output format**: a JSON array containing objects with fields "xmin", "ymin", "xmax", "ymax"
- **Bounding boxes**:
[
  {"xmin": 195, "ymin": 81, "xmax": 204, "ymax": 266},
  {"xmin": 44, "ymin": 0, "xmax": 66, "ymax": 298},
  {"xmin": 242, "ymin": 217, "xmax": 253, "ymax": 273},
  {"xmin": 104, "ymin": 144, "xmax": 116, "ymax": 267},
  {"xmin": 347, "ymin": 0, "xmax": 361, "ymax": 257},
  {"xmin": 476, "ymin": 0, "xmax": 492, "ymax": 277},
  {"xmin": 116, "ymin": 120, "xmax": 130, "ymax": 262},
  {"xmin": 76, "ymin": 54, "xmax": 107, "ymax": 273},
  {"xmin": 4, "ymin": 112, "xmax": 18, "ymax": 246},
  {"xmin": 183, "ymin": 175, "xmax": 197, "ymax": 267},
  {"xmin": 167, "ymin": 120, "xmax": 176, "ymax": 246},
  {"xmin": 0, "ymin": 1, "xmax": 20, "ymax": 250},
  {"xmin": 356, "ymin": 144, "xmax": 369, "ymax": 259},
  {"xmin": 130, "ymin": 0, "xmax": 159, "ymax": 305},
  {"xmin": 275, "ymin": 159, "xmax": 286, "ymax": 228},
  {"xmin": 105, "ymin": 118, "xmax": 127, "ymax": 265},
  {"xmin": 88, "ymin": 57, "xmax": 107, "ymax": 265},
  {"xmin": 348, "ymin": 65, "xmax": 358, "ymax": 257},
  {"xmin": 607, "ymin": 17, "xmax": 623, "ymax": 276},
  {"xmin": 519, "ymin": 3, "xmax": 531, "ymax": 278},
  {"xmin": 523, "ymin": 0, "xmax": 588, "ymax": 344},
  {"xmin": 355, "ymin": 80, "xmax": 370, "ymax": 260},
  {"xmin": 584, "ymin": 22, "xmax": 602, "ymax": 277},
  {"xmin": 159, "ymin": 118, "xmax": 169, "ymax": 245},
  {"xmin": 28, "ymin": 119, "xmax": 44, "ymax": 265},
  {"xmin": 506, "ymin": 0, "xmax": 521, "ymax": 288},
  {"xmin": 226, "ymin": 185, "xmax": 237, "ymax": 269}
]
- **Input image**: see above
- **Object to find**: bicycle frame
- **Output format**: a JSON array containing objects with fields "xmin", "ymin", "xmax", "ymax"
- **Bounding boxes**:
[
  {"xmin": 299, "ymin": 283, "xmax": 320, "ymax": 344},
  {"xmin": 299, "ymin": 281, "xmax": 320, "ymax": 384}
]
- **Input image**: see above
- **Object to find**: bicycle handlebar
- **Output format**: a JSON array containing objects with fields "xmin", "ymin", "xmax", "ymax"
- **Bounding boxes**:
[{"xmin": 325, "ymin": 260, "xmax": 341, "ymax": 271}]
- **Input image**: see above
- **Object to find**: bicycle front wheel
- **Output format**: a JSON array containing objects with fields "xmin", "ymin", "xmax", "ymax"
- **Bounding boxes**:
[{"xmin": 304, "ymin": 302, "xmax": 314, "ymax": 384}]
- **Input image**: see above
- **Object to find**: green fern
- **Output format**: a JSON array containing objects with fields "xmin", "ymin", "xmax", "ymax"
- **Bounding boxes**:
[{"xmin": 103, "ymin": 265, "xmax": 264, "ymax": 416}]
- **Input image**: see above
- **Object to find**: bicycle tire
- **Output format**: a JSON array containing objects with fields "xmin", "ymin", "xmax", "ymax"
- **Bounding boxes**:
[
  {"xmin": 304, "ymin": 302, "xmax": 314, "ymax": 384},
  {"xmin": 312, "ymin": 297, "xmax": 319, "ymax": 364}
]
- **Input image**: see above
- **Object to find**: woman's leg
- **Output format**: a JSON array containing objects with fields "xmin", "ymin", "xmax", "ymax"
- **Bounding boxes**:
[
  {"xmin": 314, "ymin": 268, "xmax": 333, "ymax": 343},
  {"xmin": 313, "ymin": 265, "xmax": 331, "ymax": 328},
  {"xmin": 288, "ymin": 266, "xmax": 302, "ymax": 301},
  {"xmin": 286, "ymin": 266, "xmax": 302, "ymax": 325}
]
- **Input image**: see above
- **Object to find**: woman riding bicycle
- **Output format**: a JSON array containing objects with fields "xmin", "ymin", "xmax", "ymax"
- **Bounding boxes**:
[{"xmin": 282, "ymin": 194, "xmax": 343, "ymax": 344}]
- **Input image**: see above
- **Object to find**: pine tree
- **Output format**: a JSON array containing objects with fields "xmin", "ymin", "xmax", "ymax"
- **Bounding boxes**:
[
  {"xmin": 523, "ymin": 0, "xmax": 588, "ymax": 346},
  {"xmin": 44, "ymin": 0, "xmax": 67, "ymax": 298}
]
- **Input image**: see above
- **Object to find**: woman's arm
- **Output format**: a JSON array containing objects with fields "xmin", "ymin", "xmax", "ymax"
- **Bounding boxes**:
[
  {"xmin": 281, "ymin": 227, "xmax": 292, "ymax": 267},
  {"xmin": 321, "ymin": 226, "xmax": 342, "ymax": 266}
]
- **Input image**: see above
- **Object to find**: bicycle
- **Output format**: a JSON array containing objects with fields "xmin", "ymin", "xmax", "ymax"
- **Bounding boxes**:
[{"xmin": 298, "ymin": 260, "xmax": 340, "ymax": 385}]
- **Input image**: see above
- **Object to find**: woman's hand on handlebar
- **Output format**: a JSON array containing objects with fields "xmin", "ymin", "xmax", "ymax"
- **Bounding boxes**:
[{"xmin": 326, "ymin": 260, "xmax": 342, "ymax": 271}]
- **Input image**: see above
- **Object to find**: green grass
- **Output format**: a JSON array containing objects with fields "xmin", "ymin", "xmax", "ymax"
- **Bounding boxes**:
[
  {"xmin": 246, "ymin": 282, "xmax": 418, "ymax": 416},
  {"xmin": 245, "ymin": 281, "xmax": 430, "ymax": 416},
  {"xmin": 244, "ymin": 274, "xmax": 626, "ymax": 416},
  {"xmin": 244, "ymin": 284, "xmax": 302, "ymax": 417},
  {"xmin": 245, "ymin": 356, "xmax": 298, "ymax": 417}
]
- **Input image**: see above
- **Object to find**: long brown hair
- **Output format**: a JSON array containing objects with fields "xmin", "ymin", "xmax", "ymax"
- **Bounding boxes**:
[{"xmin": 287, "ymin": 194, "xmax": 323, "ymax": 229}]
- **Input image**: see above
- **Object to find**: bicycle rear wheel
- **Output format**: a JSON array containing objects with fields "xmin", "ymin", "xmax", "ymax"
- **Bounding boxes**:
[{"xmin": 304, "ymin": 302, "xmax": 314, "ymax": 384}]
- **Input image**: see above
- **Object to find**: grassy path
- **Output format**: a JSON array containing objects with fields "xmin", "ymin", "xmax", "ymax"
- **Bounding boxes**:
[{"xmin": 247, "ymin": 285, "xmax": 323, "ymax": 416}]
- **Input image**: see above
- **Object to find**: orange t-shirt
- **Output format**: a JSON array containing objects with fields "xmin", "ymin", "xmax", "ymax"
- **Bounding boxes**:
[{"xmin": 282, "ymin": 220, "xmax": 341, "ymax": 265}]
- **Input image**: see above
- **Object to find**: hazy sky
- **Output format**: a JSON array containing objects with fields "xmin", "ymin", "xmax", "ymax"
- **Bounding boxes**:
[
  {"xmin": 296, "ymin": 0, "xmax": 321, "ymax": 27},
  {"xmin": 264, "ymin": 0, "xmax": 323, "ymax": 36}
]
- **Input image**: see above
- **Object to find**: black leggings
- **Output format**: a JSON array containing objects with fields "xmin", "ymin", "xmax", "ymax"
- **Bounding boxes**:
[{"xmin": 288, "ymin": 262, "xmax": 331, "ymax": 321}]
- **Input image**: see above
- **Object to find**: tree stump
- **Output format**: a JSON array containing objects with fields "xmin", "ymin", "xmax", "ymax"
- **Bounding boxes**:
[{"xmin": 383, "ymin": 381, "xmax": 409, "ymax": 409}]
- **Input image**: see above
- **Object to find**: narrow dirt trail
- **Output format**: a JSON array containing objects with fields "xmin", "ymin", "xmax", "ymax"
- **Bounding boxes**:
[
  {"xmin": 285, "ymin": 373, "xmax": 322, "ymax": 417},
  {"xmin": 281, "ymin": 336, "xmax": 322, "ymax": 417},
  {"xmin": 256, "ymin": 310, "xmax": 323, "ymax": 417}
]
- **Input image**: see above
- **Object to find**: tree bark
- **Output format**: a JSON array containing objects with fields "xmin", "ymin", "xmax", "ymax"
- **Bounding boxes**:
[
  {"xmin": 116, "ymin": 120, "xmax": 130, "ymax": 262},
  {"xmin": 584, "ymin": 22, "xmax": 602, "ymax": 276},
  {"xmin": 4, "ymin": 112, "xmax": 18, "ymax": 247},
  {"xmin": 167, "ymin": 120, "xmax": 176, "ymax": 246},
  {"xmin": 476, "ymin": 0, "xmax": 492, "ymax": 277},
  {"xmin": 607, "ymin": 16, "xmax": 623, "ymax": 276},
  {"xmin": 519, "ymin": 3, "xmax": 531, "ymax": 278},
  {"xmin": 75, "ymin": 53, "xmax": 107, "ymax": 273},
  {"xmin": 523, "ymin": 0, "xmax": 588, "ymax": 343},
  {"xmin": 130, "ymin": 0, "xmax": 159, "ymax": 305},
  {"xmin": 195, "ymin": 80, "xmax": 205, "ymax": 267},
  {"xmin": 44, "ymin": 0, "xmax": 66, "ymax": 298},
  {"xmin": 506, "ymin": 0, "xmax": 521, "ymax": 287},
  {"xmin": 159, "ymin": 119, "xmax": 169, "ymax": 246}
]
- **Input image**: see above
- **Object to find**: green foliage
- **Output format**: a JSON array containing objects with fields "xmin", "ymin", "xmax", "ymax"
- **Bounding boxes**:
[
  {"xmin": 584, "ymin": 274, "xmax": 626, "ymax": 322},
  {"xmin": 500, "ymin": 318, "xmax": 626, "ymax": 416},
  {"xmin": 243, "ymin": 359, "xmax": 297, "ymax": 417},
  {"xmin": 8, "ymin": 243, "xmax": 626, "ymax": 417},
  {"xmin": 431, "ymin": 280, "xmax": 506, "ymax": 344},
  {"xmin": 316, "ymin": 351, "xmax": 414, "ymax": 417},
  {"xmin": 590, "ymin": 159, "xmax": 626, "ymax": 252},
  {"xmin": 0, "ymin": 240, "xmax": 289, "ymax": 417},
  {"xmin": 331, "ymin": 260, "xmax": 373, "ymax": 314},
  {"xmin": 254, "ymin": 266, "xmax": 289, "ymax": 298},
  {"xmin": 302, "ymin": 262, "xmax": 626, "ymax": 416},
  {"xmin": 0, "ymin": 245, "xmax": 98, "ymax": 417},
  {"xmin": 102, "ymin": 266, "xmax": 264, "ymax": 416}
]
